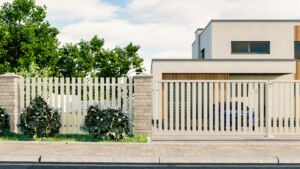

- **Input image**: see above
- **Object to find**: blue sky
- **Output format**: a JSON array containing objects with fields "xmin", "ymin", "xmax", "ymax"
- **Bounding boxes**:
[{"xmin": 1, "ymin": 0, "xmax": 300, "ymax": 72}]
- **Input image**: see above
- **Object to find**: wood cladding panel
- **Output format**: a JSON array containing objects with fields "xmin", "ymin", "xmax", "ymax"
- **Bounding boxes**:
[
  {"xmin": 162, "ymin": 73, "xmax": 229, "ymax": 80},
  {"xmin": 295, "ymin": 26, "xmax": 300, "ymax": 41},
  {"xmin": 295, "ymin": 61, "xmax": 300, "ymax": 80}
]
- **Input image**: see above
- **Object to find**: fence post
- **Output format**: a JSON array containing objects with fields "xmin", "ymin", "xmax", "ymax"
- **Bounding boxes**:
[
  {"xmin": 133, "ymin": 73, "xmax": 153, "ymax": 135},
  {"xmin": 265, "ymin": 81, "xmax": 273, "ymax": 138},
  {"xmin": 0, "ymin": 73, "xmax": 21, "ymax": 133}
]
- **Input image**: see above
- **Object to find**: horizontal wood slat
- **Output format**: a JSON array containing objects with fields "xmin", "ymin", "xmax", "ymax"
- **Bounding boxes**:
[{"xmin": 162, "ymin": 73, "xmax": 229, "ymax": 80}]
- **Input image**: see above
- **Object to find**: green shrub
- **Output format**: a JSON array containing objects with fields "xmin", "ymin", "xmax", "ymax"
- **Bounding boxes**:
[
  {"xmin": 84, "ymin": 106, "xmax": 129, "ymax": 140},
  {"xmin": 0, "ymin": 107, "xmax": 9, "ymax": 135},
  {"xmin": 19, "ymin": 96, "xmax": 61, "ymax": 138}
]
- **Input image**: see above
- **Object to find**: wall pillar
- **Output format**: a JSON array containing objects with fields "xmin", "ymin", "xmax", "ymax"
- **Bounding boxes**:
[
  {"xmin": 133, "ymin": 73, "xmax": 152, "ymax": 135},
  {"xmin": 0, "ymin": 73, "xmax": 21, "ymax": 133}
]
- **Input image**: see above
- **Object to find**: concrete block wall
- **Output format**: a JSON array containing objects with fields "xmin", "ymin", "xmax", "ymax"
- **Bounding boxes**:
[
  {"xmin": 0, "ymin": 73, "xmax": 20, "ymax": 133},
  {"xmin": 133, "ymin": 74, "xmax": 152, "ymax": 135}
]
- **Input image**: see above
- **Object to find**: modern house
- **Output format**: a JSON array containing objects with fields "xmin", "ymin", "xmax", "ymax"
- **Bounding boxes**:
[{"xmin": 152, "ymin": 20, "xmax": 300, "ymax": 81}]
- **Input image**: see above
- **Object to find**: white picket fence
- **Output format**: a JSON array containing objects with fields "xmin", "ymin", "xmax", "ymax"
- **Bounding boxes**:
[
  {"xmin": 152, "ymin": 80, "xmax": 300, "ymax": 140},
  {"xmin": 18, "ymin": 77, "xmax": 134, "ymax": 134}
]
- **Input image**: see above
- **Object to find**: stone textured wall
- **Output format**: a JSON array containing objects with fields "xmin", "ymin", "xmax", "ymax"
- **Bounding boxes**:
[
  {"xmin": 0, "ymin": 73, "xmax": 20, "ymax": 133},
  {"xmin": 133, "ymin": 74, "xmax": 152, "ymax": 135}
]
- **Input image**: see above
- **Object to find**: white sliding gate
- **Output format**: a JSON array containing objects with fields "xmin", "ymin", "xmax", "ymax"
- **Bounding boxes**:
[
  {"xmin": 152, "ymin": 80, "xmax": 300, "ymax": 140},
  {"xmin": 18, "ymin": 77, "xmax": 134, "ymax": 134}
]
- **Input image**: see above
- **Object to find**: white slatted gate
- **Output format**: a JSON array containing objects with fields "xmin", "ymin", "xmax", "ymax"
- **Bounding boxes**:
[
  {"xmin": 152, "ymin": 80, "xmax": 300, "ymax": 140},
  {"xmin": 19, "ymin": 77, "xmax": 134, "ymax": 134}
]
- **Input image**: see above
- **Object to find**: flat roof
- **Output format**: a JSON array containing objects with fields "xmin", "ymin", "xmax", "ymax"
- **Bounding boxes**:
[
  {"xmin": 152, "ymin": 58, "xmax": 297, "ymax": 62},
  {"xmin": 196, "ymin": 19, "xmax": 300, "ymax": 37}
]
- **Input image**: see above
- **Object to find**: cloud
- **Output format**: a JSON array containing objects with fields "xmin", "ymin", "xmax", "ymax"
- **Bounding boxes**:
[
  {"xmin": 1, "ymin": 0, "xmax": 300, "ymax": 72},
  {"xmin": 36, "ymin": 0, "xmax": 119, "ymax": 23}
]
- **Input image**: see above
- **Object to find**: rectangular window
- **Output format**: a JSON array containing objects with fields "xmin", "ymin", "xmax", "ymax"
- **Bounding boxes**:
[
  {"xmin": 200, "ymin": 48, "xmax": 205, "ymax": 59},
  {"xmin": 231, "ymin": 41, "xmax": 270, "ymax": 54},
  {"xmin": 295, "ymin": 42, "xmax": 300, "ymax": 59}
]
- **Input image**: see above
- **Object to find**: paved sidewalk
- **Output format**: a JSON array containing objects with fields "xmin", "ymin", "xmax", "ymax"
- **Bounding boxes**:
[{"xmin": 0, "ymin": 141, "xmax": 300, "ymax": 164}]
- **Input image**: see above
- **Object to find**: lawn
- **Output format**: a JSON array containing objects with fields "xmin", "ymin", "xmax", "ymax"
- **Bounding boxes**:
[{"xmin": 0, "ymin": 133, "xmax": 148, "ymax": 143}]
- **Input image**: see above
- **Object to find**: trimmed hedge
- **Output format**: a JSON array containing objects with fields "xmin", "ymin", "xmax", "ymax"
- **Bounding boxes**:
[
  {"xmin": 84, "ymin": 106, "xmax": 129, "ymax": 140},
  {"xmin": 19, "ymin": 96, "xmax": 61, "ymax": 138}
]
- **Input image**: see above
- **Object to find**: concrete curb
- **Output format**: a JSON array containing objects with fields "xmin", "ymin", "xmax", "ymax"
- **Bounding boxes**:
[
  {"xmin": 160, "ymin": 156, "xmax": 278, "ymax": 164},
  {"xmin": 0, "ymin": 155, "xmax": 40, "ymax": 163},
  {"xmin": 41, "ymin": 155, "xmax": 159, "ymax": 163}
]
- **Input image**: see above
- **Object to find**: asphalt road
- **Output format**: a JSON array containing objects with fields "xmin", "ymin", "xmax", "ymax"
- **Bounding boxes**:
[{"xmin": 1, "ymin": 163, "xmax": 300, "ymax": 169}]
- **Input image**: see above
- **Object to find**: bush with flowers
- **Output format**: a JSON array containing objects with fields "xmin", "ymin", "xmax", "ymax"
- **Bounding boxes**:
[
  {"xmin": 84, "ymin": 106, "xmax": 129, "ymax": 140},
  {"xmin": 0, "ymin": 107, "xmax": 9, "ymax": 135}
]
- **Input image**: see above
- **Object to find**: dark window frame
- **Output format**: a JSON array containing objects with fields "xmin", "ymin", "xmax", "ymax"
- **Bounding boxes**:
[
  {"xmin": 200, "ymin": 48, "xmax": 205, "ymax": 59},
  {"xmin": 231, "ymin": 41, "xmax": 270, "ymax": 54},
  {"xmin": 295, "ymin": 41, "xmax": 300, "ymax": 59}
]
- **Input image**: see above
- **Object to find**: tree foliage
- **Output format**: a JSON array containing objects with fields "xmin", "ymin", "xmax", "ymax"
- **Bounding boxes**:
[
  {"xmin": 0, "ymin": 0, "xmax": 145, "ymax": 77},
  {"xmin": 0, "ymin": 0, "xmax": 59, "ymax": 75},
  {"xmin": 56, "ymin": 36, "xmax": 144, "ymax": 77}
]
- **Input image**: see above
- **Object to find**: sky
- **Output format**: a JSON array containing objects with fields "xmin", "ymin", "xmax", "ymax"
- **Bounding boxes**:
[{"xmin": 1, "ymin": 0, "xmax": 300, "ymax": 72}]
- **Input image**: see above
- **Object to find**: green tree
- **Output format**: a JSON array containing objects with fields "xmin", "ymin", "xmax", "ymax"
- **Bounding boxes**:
[
  {"xmin": 0, "ymin": 0, "xmax": 59, "ymax": 75},
  {"xmin": 56, "ymin": 36, "xmax": 144, "ymax": 77}
]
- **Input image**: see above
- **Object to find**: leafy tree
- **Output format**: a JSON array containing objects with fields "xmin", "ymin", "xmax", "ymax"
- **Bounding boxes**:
[
  {"xmin": 55, "ymin": 36, "xmax": 104, "ymax": 77},
  {"xmin": 56, "ymin": 36, "xmax": 144, "ymax": 77},
  {"xmin": 0, "ymin": 0, "xmax": 59, "ymax": 75},
  {"xmin": 94, "ymin": 43, "xmax": 144, "ymax": 77}
]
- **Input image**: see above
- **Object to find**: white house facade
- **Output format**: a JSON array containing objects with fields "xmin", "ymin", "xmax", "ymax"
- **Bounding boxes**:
[{"xmin": 152, "ymin": 20, "xmax": 300, "ymax": 81}]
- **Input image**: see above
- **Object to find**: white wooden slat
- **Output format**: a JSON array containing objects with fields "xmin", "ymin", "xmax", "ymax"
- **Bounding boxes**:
[
  {"xmin": 296, "ymin": 83, "xmax": 300, "ymax": 133},
  {"xmin": 95, "ymin": 77, "xmax": 99, "ymax": 106},
  {"xmin": 232, "ymin": 82, "xmax": 236, "ymax": 132},
  {"xmin": 225, "ymin": 82, "xmax": 230, "ymax": 132},
  {"xmin": 192, "ymin": 82, "xmax": 197, "ymax": 132},
  {"xmin": 209, "ymin": 82, "xmax": 213, "ymax": 133},
  {"xmin": 71, "ymin": 77, "xmax": 76, "ymax": 133},
  {"xmin": 203, "ymin": 82, "xmax": 208, "ymax": 132},
  {"xmin": 122, "ymin": 78, "xmax": 128, "ymax": 112},
  {"xmin": 164, "ymin": 83, "xmax": 168, "ymax": 131},
  {"xmin": 77, "ymin": 78, "xmax": 82, "ymax": 133},
  {"xmin": 43, "ymin": 78, "xmax": 47, "ymax": 100},
  {"xmin": 156, "ymin": 81, "xmax": 162, "ymax": 132},
  {"xmin": 220, "ymin": 82, "xmax": 224, "ymax": 132},
  {"xmin": 237, "ymin": 82, "xmax": 241, "ymax": 133},
  {"xmin": 112, "ymin": 78, "xmax": 116, "ymax": 108},
  {"xmin": 117, "ymin": 78, "xmax": 122, "ymax": 108},
  {"xmin": 254, "ymin": 83, "xmax": 259, "ymax": 133},
  {"xmin": 106, "ymin": 78, "xmax": 110, "ymax": 108},
  {"xmin": 186, "ymin": 82, "xmax": 191, "ymax": 131},
  {"xmin": 128, "ymin": 77, "xmax": 133, "ymax": 134},
  {"xmin": 181, "ymin": 82, "xmax": 185, "ymax": 131},
  {"xmin": 259, "ymin": 83, "xmax": 264, "ymax": 133},
  {"xmin": 175, "ymin": 82, "xmax": 180, "ymax": 132},
  {"xmin": 49, "ymin": 78, "xmax": 53, "ymax": 107},
  {"xmin": 169, "ymin": 82, "xmax": 174, "ymax": 131},
  {"xmin": 54, "ymin": 78, "xmax": 58, "ymax": 110},
  {"xmin": 83, "ymin": 78, "xmax": 87, "ymax": 114},
  {"xmin": 32, "ymin": 78, "xmax": 36, "ymax": 101},
  {"xmin": 65, "ymin": 77, "xmax": 70, "ymax": 133},
  {"xmin": 198, "ymin": 82, "xmax": 203, "ymax": 132},
  {"xmin": 89, "ymin": 78, "xmax": 93, "ymax": 107},
  {"xmin": 214, "ymin": 82, "xmax": 219, "ymax": 132},
  {"xmin": 60, "ymin": 78, "xmax": 65, "ymax": 133},
  {"xmin": 37, "ymin": 78, "xmax": 41, "ymax": 96},
  {"xmin": 100, "ymin": 78, "xmax": 105, "ymax": 108},
  {"xmin": 26, "ymin": 78, "xmax": 30, "ymax": 107}
]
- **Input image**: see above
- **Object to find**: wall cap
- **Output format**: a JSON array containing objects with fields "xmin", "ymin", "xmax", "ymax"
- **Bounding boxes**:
[
  {"xmin": 0, "ymin": 73, "xmax": 21, "ymax": 78},
  {"xmin": 134, "ymin": 72, "xmax": 153, "ymax": 79}
]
